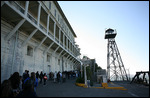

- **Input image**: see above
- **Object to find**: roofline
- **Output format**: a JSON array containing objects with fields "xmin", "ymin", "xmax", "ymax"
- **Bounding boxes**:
[{"xmin": 54, "ymin": 1, "xmax": 77, "ymax": 38}]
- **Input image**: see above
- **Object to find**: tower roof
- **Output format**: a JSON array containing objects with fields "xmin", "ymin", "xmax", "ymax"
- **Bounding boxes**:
[
  {"xmin": 105, "ymin": 28, "xmax": 116, "ymax": 39},
  {"xmin": 105, "ymin": 28, "xmax": 114, "ymax": 33}
]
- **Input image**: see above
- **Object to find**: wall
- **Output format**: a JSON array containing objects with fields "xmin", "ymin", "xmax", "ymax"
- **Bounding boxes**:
[{"xmin": 1, "ymin": 19, "xmax": 73, "ymax": 83}]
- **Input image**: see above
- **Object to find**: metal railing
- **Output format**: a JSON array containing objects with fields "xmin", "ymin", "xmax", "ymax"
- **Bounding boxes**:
[
  {"xmin": 60, "ymin": 42, "xmax": 63, "ymax": 47},
  {"xmin": 9, "ymin": 1, "xmax": 25, "ymax": 14},
  {"xmin": 8, "ymin": 1, "xmax": 80, "ymax": 58},
  {"xmin": 48, "ymin": 32, "xmax": 54, "ymax": 39},
  {"xmin": 39, "ymin": 24, "xmax": 47, "ymax": 34},
  {"xmin": 27, "ymin": 13, "xmax": 37, "ymax": 25},
  {"xmin": 55, "ymin": 38, "xmax": 59, "ymax": 43}
]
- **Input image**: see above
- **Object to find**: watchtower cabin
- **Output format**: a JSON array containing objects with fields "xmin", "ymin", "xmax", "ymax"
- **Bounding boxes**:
[{"xmin": 105, "ymin": 28, "xmax": 117, "ymax": 39}]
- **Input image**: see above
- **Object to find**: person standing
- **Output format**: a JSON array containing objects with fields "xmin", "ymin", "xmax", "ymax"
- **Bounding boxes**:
[
  {"xmin": 26, "ymin": 70, "xmax": 29, "ymax": 79},
  {"xmin": 1, "ymin": 79, "xmax": 14, "ymax": 97},
  {"xmin": 19, "ymin": 76, "xmax": 23, "ymax": 92},
  {"xmin": 49, "ymin": 72, "xmax": 51, "ymax": 81},
  {"xmin": 57, "ymin": 72, "xmax": 60, "ymax": 83},
  {"xmin": 43, "ymin": 73, "xmax": 47, "ymax": 85},
  {"xmin": 59, "ymin": 72, "xmax": 62, "ymax": 83},
  {"xmin": 22, "ymin": 70, "xmax": 28, "ymax": 89},
  {"xmin": 36, "ymin": 71, "xmax": 39, "ymax": 79},
  {"xmin": 54, "ymin": 71, "xmax": 57, "ymax": 83},
  {"xmin": 36, "ymin": 71, "xmax": 39, "ymax": 83},
  {"xmin": 39, "ymin": 71, "xmax": 43, "ymax": 84},
  {"xmin": 17, "ymin": 79, "xmax": 37, "ymax": 97},
  {"xmin": 62, "ymin": 72, "xmax": 66, "ymax": 83},
  {"xmin": 9, "ymin": 72, "xmax": 20, "ymax": 97},
  {"xmin": 23, "ymin": 70, "xmax": 27, "ymax": 82},
  {"xmin": 76, "ymin": 71, "xmax": 78, "ymax": 78},
  {"xmin": 24, "ymin": 72, "xmax": 38, "ymax": 92}
]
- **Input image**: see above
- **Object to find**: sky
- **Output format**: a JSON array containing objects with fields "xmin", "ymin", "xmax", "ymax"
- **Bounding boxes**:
[{"xmin": 58, "ymin": 1, "xmax": 149, "ymax": 77}]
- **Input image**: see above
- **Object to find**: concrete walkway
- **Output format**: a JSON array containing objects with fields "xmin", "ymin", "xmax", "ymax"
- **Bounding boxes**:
[{"xmin": 36, "ymin": 79, "xmax": 149, "ymax": 97}]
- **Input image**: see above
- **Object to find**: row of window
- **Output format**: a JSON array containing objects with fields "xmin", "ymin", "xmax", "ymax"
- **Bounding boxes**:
[
  {"xmin": 46, "ymin": 1, "xmax": 74, "ymax": 43},
  {"xmin": 27, "ymin": 46, "xmax": 70, "ymax": 65},
  {"xmin": 27, "ymin": 46, "xmax": 54, "ymax": 62},
  {"xmin": 43, "ymin": 1, "xmax": 77, "ymax": 53}
]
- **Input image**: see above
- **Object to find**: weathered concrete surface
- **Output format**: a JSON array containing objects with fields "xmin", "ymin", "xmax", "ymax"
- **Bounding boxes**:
[{"xmin": 1, "ymin": 20, "xmax": 76, "ymax": 83}]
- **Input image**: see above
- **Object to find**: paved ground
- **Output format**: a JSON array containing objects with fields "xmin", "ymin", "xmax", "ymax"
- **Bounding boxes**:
[
  {"xmin": 36, "ymin": 78, "xmax": 149, "ymax": 97},
  {"xmin": 112, "ymin": 81, "xmax": 149, "ymax": 97}
]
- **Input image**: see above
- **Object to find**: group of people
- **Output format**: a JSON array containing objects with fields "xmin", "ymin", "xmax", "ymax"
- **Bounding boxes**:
[
  {"xmin": 1, "ymin": 70, "xmax": 80, "ymax": 97},
  {"xmin": 1, "ymin": 70, "xmax": 48, "ymax": 97},
  {"xmin": 49, "ymin": 71, "xmax": 79, "ymax": 83},
  {"xmin": 35, "ymin": 71, "xmax": 48, "ymax": 85}
]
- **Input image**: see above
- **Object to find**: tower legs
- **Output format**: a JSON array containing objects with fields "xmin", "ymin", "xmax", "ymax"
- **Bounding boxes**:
[{"xmin": 107, "ymin": 39, "xmax": 128, "ymax": 81}]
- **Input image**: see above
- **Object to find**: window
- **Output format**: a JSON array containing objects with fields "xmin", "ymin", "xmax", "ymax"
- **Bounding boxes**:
[
  {"xmin": 66, "ymin": 28, "xmax": 68, "ymax": 34},
  {"xmin": 58, "ymin": 15, "xmax": 60, "ymax": 22},
  {"xmin": 47, "ymin": 54, "xmax": 50, "ymax": 62},
  {"xmin": 58, "ymin": 59, "xmax": 60, "ymax": 65},
  {"xmin": 60, "ymin": 18, "xmax": 63, "ymax": 26},
  {"xmin": 54, "ymin": 9, "xmax": 56, "ymax": 17},
  {"xmin": 27, "ymin": 46, "xmax": 33, "ymax": 56},
  {"xmin": 65, "ymin": 62, "xmax": 67, "ymax": 68},
  {"xmin": 64, "ymin": 25, "xmax": 66, "ymax": 31},
  {"xmin": 49, "ymin": 2, "xmax": 51, "ymax": 9},
  {"xmin": 62, "ymin": 21, "xmax": 64, "ymax": 30},
  {"xmin": 70, "ymin": 65, "xmax": 72, "ymax": 69}
]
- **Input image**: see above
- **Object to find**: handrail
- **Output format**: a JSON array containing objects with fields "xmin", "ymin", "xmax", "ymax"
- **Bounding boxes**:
[
  {"xmin": 9, "ymin": 1, "xmax": 25, "ymax": 14},
  {"xmin": 55, "ymin": 37, "xmax": 59, "ymax": 43},
  {"xmin": 27, "ymin": 13, "xmax": 37, "ymax": 25},
  {"xmin": 48, "ymin": 32, "xmax": 54, "ymax": 39},
  {"xmin": 39, "ymin": 24, "xmax": 47, "ymax": 33}
]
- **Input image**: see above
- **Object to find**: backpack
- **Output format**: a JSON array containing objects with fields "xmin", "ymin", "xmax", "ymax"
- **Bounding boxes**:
[{"xmin": 44, "ymin": 76, "xmax": 47, "ymax": 80}]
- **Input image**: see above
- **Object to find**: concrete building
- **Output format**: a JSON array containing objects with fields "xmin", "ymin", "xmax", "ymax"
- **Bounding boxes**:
[
  {"xmin": 97, "ymin": 69, "xmax": 107, "ymax": 83},
  {"xmin": 1, "ymin": 1, "xmax": 82, "ymax": 83}
]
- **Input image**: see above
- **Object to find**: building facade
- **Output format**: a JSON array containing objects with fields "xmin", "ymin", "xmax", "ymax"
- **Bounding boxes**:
[{"xmin": 1, "ymin": 1, "xmax": 81, "ymax": 83}]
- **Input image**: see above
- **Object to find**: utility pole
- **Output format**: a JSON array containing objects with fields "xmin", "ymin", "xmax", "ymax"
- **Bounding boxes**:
[
  {"xmin": 84, "ymin": 64, "xmax": 87, "ymax": 86},
  {"xmin": 82, "ymin": 56, "xmax": 91, "ymax": 86}
]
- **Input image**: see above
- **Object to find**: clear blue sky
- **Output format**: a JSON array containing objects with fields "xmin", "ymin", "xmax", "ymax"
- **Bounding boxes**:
[{"xmin": 58, "ymin": 1, "xmax": 149, "ymax": 77}]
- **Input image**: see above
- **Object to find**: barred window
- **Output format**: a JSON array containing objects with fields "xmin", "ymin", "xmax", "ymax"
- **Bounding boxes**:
[
  {"xmin": 58, "ymin": 15, "xmax": 60, "ymax": 22},
  {"xmin": 58, "ymin": 59, "xmax": 60, "ymax": 65},
  {"xmin": 27, "ymin": 46, "xmax": 33, "ymax": 56},
  {"xmin": 54, "ymin": 9, "xmax": 56, "ymax": 17},
  {"xmin": 47, "ymin": 54, "xmax": 50, "ymax": 62},
  {"xmin": 49, "ymin": 2, "xmax": 51, "ymax": 9}
]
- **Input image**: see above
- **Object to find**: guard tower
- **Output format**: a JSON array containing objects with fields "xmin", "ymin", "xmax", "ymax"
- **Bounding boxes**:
[{"xmin": 105, "ymin": 28, "xmax": 128, "ymax": 81}]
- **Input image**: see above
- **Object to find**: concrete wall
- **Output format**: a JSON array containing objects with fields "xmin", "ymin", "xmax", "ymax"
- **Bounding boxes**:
[{"xmin": 1, "ymin": 19, "xmax": 73, "ymax": 83}]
